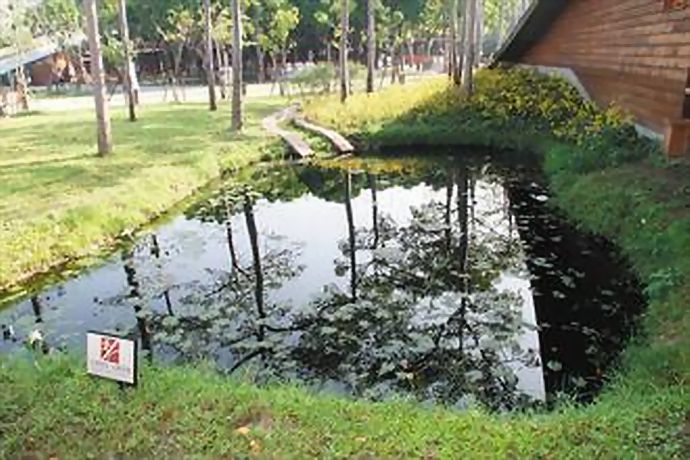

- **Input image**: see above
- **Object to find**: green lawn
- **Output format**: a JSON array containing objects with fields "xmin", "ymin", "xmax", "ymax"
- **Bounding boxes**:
[
  {"xmin": 0, "ymin": 99, "xmax": 285, "ymax": 295},
  {"xmin": 0, "ymin": 355, "xmax": 685, "ymax": 458}
]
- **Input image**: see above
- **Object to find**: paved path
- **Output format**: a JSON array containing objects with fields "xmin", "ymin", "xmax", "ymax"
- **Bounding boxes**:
[
  {"xmin": 24, "ymin": 74, "xmax": 437, "ymax": 113},
  {"xmin": 27, "ymin": 83, "xmax": 279, "ymax": 113}
]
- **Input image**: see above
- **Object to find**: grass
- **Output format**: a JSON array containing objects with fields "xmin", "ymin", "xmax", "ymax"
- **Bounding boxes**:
[
  {"xmin": 0, "ymin": 72, "xmax": 688, "ymax": 457},
  {"xmin": 0, "ymin": 355, "xmax": 686, "ymax": 458},
  {"xmin": 0, "ymin": 98, "xmax": 286, "ymax": 294}
]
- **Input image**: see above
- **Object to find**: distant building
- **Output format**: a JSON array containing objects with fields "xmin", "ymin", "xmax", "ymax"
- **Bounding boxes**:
[
  {"xmin": 496, "ymin": 0, "xmax": 690, "ymax": 157},
  {"xmin": 0, "ymin": 34, "xmax": 85, "ymax": 87}
]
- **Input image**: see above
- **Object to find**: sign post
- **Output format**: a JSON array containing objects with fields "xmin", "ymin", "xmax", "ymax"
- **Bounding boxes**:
[{"xmin": 86, "ymin": 331, "xmax": 138, "ymax": 386}]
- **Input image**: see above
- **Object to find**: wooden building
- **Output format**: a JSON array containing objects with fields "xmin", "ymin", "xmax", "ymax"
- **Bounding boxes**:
[{"xmin": 496, "ymin": 0, "xmax": 690, "ymax": 157}]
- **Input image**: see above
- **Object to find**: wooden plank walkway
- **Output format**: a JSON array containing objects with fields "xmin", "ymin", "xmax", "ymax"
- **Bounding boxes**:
[
  {"xmin": 293, "ymin": 118, "xmax": 355, "ymax": 154},
  {"xmin": 261, "ymin": 105, "xmax": 314, "ymax": 158}
]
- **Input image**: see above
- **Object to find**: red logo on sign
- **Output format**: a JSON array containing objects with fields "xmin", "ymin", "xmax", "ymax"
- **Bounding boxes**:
[{"xmin": 100, "ymin": 338, "xmax": 120, "ymax": 364}]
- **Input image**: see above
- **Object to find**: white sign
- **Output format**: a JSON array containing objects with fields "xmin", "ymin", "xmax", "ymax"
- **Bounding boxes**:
[{"xmin": 86, "ymin": 332, "xmax": 137, "ymax": 385}]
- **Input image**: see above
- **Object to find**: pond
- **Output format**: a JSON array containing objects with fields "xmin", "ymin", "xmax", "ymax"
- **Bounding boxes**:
[{"xmin": 0, "ymin": 153, "xmax": 644, "ymax": 410}]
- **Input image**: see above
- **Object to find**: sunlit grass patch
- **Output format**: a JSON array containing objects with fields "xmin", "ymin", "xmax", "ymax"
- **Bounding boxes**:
[{"xmin": 0, "ymin": 98, "xmax": 286, "ymax": 291}]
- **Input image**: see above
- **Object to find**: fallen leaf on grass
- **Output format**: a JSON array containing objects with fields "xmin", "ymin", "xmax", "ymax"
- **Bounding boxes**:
[{"xmin": 235, "ymin": 426, "xmax": 251, "ymax": 436}]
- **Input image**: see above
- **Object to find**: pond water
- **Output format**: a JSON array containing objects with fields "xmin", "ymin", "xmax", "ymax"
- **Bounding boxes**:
[{"xmin": 0, "ymin": 154, "xmax": 644, "ymax": 410}]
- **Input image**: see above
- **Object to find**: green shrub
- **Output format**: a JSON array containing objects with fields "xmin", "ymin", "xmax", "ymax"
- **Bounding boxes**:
[
  {"xmin": 306, "ymin": 68, "xmax": 660, "ymax": 173},
  {"xmin": 290, "ymin": 63, "xmax": 336, "ymax": 94},
  {"xmin": 289, "ymin": 62, "xmax": 368, "ymax": 96}
]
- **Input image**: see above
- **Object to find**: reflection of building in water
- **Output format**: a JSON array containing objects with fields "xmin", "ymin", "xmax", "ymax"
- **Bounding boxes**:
[{"xmin": 506, "ymin": 180, "xmax": 644, "ymax": 401}]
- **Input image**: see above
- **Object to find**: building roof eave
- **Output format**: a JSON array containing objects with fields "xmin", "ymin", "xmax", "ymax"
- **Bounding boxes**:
[{"xmin": 491, "ymin": 0, "xmax": 569, "ymax": 67}]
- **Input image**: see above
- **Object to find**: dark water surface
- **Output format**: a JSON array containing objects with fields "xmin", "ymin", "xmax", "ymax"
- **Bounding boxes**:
[{"xmin": 0, "ymin": 154, "xmax": 644, "ymax": 409}]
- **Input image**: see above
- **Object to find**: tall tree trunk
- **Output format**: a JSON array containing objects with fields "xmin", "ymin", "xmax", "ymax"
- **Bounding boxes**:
[
  {"xmin": 407, "ymin": 38, "xmax": 414, "ymax": 72},
  {"xmin": 215, "ymin": 41, "xmax": 226, "ymax": 99},
  {"xmin": 85, "ymin": 0, "xmax": 113, "ymax": 155},
  {"xmin": 366, "ymin": 0, "xmax": 375, "ymax": 93},
  {"xmin": 170, "ymin": 44, "xmax": 185, "ymax": 102},
  {"xmin": 476, "ymin": 0, "xmax": 484, "ymax": 64},
  {"xmin": 398, "ymin": 42, "xmax": 406, "ymax": 84},
  {"xmin": 117, "ymin": 0, "xmax": 136, "ymax": 121},
  {"xmin": 444, "ymin": 173, "xmax": 454, "ymax": 252},
  {"xmin": 280, "ymin": 46, "xmax": 287, "ymax": 96},
  {"xmin": 340, "ymin": 0, "xmax": 349, "ymax": 103},
  {"xmin": 204, "ymin": 0, "xmax": 217, "ymax": 111},
  {"xmin": 231, "ymin": 0, "xmax": 243, "ymax": 131},
  {"xmin": 15, "ymin": 68, "xmax": 29, "ymax": 111},
  {"xmin": 462, "ymin": 0, "xmax": 477, "ymax": 96},
  {"xmin": 445, "ymin": 26, "xmax": 451, "ymax": 77},
  {"xmin": 253, "ymin": 5, "xmax": 265, "ymax": 84},
  {"xmin": 456, "ymin": 166, "xmax": 470, "ymax": 349},
  {"xmin": 367, "ymin": 173, "xmax": 379, "ymax": 249},
  {"xmin": 450, "ymin": 0, "xmax": 460, "ymax": 85},
  {"xmin": 222, "ymin": 49, "xmax": 230, "ymax": 98},
  {"xmin": 390, "ymin": 43, "xmax": 397, "ymax": 84},
  {"xmin": 256, "ymin": 46, "xmax": 265, "ymax": 84},
  {"xmin": 150, "ymin": 234, "xmax": 175, "ymax": 316},
  {"xmin": 243, "ymin": 195, "xmax": 265, "ymax": 341},
  {"xmin": 225, "ymin": 213, "xmax": 240, "ymax": 272},
  {"xmin": 123, "ymin": 251, "xmax": 152, "ymax": 356},
  {"xmin": 31, "ymin": 296, "xmax": 44, "ymax": 324},
  {"xmin": 344, "ymin": 172, "xmax": 357, "ymax": 301}
]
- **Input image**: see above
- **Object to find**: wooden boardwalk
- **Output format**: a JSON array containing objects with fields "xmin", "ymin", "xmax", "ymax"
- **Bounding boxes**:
[
  {"xmin": 262, "ymin": 105, "xmax": 314, "ymax": 158},
  {"xmin": 262, "ymin": 105, "xmax": 355, "ymax": 158},
  {"xmin": 293, "ymin": 118, "xmax": 355, "ymax": 154}
]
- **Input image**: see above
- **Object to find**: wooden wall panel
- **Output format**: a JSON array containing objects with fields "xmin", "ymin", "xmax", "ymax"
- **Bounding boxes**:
[{"xmin": 518, "ymin": 0, "xmax": 690, "ymax": 135}]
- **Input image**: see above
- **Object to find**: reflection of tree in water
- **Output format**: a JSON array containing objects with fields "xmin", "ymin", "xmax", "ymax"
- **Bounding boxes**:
[
  {"xmin": 0, "ymin": 156, "xmax": 644, "ymax": 409},
  {"xmin": 286, "ymin": 165, "xmax": 537, "ymax": 409},
  {"xmin": 100, "ymin": 158, "xmax": 640, "ymax": 409},
  {"xmin": 114, "ymin": 185, "xmax": 303, "ymax": 374},
  {"xmin": 104, "ymin": 162, "xmax": 537, "ymax": 408}
]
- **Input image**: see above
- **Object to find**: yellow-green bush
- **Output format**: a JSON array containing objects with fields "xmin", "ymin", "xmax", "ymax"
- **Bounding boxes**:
[{"xmin": 305, "ymin": 69, "xmax": 658, "ymax": 173}]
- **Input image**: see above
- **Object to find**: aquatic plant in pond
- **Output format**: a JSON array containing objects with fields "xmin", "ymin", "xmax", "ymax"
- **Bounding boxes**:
[{"xmin": 0, "ymin": 155, "xmax": 643, "ymax": 409}]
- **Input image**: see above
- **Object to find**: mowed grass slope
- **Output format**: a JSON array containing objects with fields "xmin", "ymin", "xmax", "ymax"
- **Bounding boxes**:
[
  {"xmin": 0, "ymin": 355, "xmax": 686, "ymax": 458},
  {"xmin": 0, "ymin": 99, "xmax": 284, "ymax": 292}
]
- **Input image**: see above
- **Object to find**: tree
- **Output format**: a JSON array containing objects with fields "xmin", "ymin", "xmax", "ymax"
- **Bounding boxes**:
[
  {"xmin": 254, "ymin": 0, "xmax": 300, "ymax": 95},
  {"xmin": 117, "ymin": 0, "xmax": 137, "ymax": 121},
  {"xmin": 29, "ymin": 0, "xmax": 81, "ymax": 45},
  {"xmin": 461, "ymin": 0, "xmax": 477, "ymax": 95},
  {"xmin": 203, "ymin": 0, "xmax": 217, "ymax": 111},
  {"xmin": 231, "ymin": 0, "xmax": 243, "ymax": 131},
  {"xmin": 339, "ymin": 0, "xmax": 349, "ymax": 103},
  {"xmin": 476, "ymin": 0, "xmax": 484, "ymax": 62},
  {"xmin": 3, "ymin": 0, "xmax": 35, "ymax": 111},
  {"xmin": 157, "ymin": 7, "xmax": 199, "ymax": 103},
  {"xmin": 211, "ymin": 5, "xmax": 233, "ymax": 99},
  {"xmin": 313, "ymin": 0, "xmax": 340, "ymax": 65},
  {"xmin": 449, "ymin": 0, "xmax": 459, "ymax": 84},
  {"xmin": 366, "ymin": 0, "xmax": 375, "ymax": 93},
  {"xmin": 84, "ymin": 0, "xmax": 113, "ymax": 155}
]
